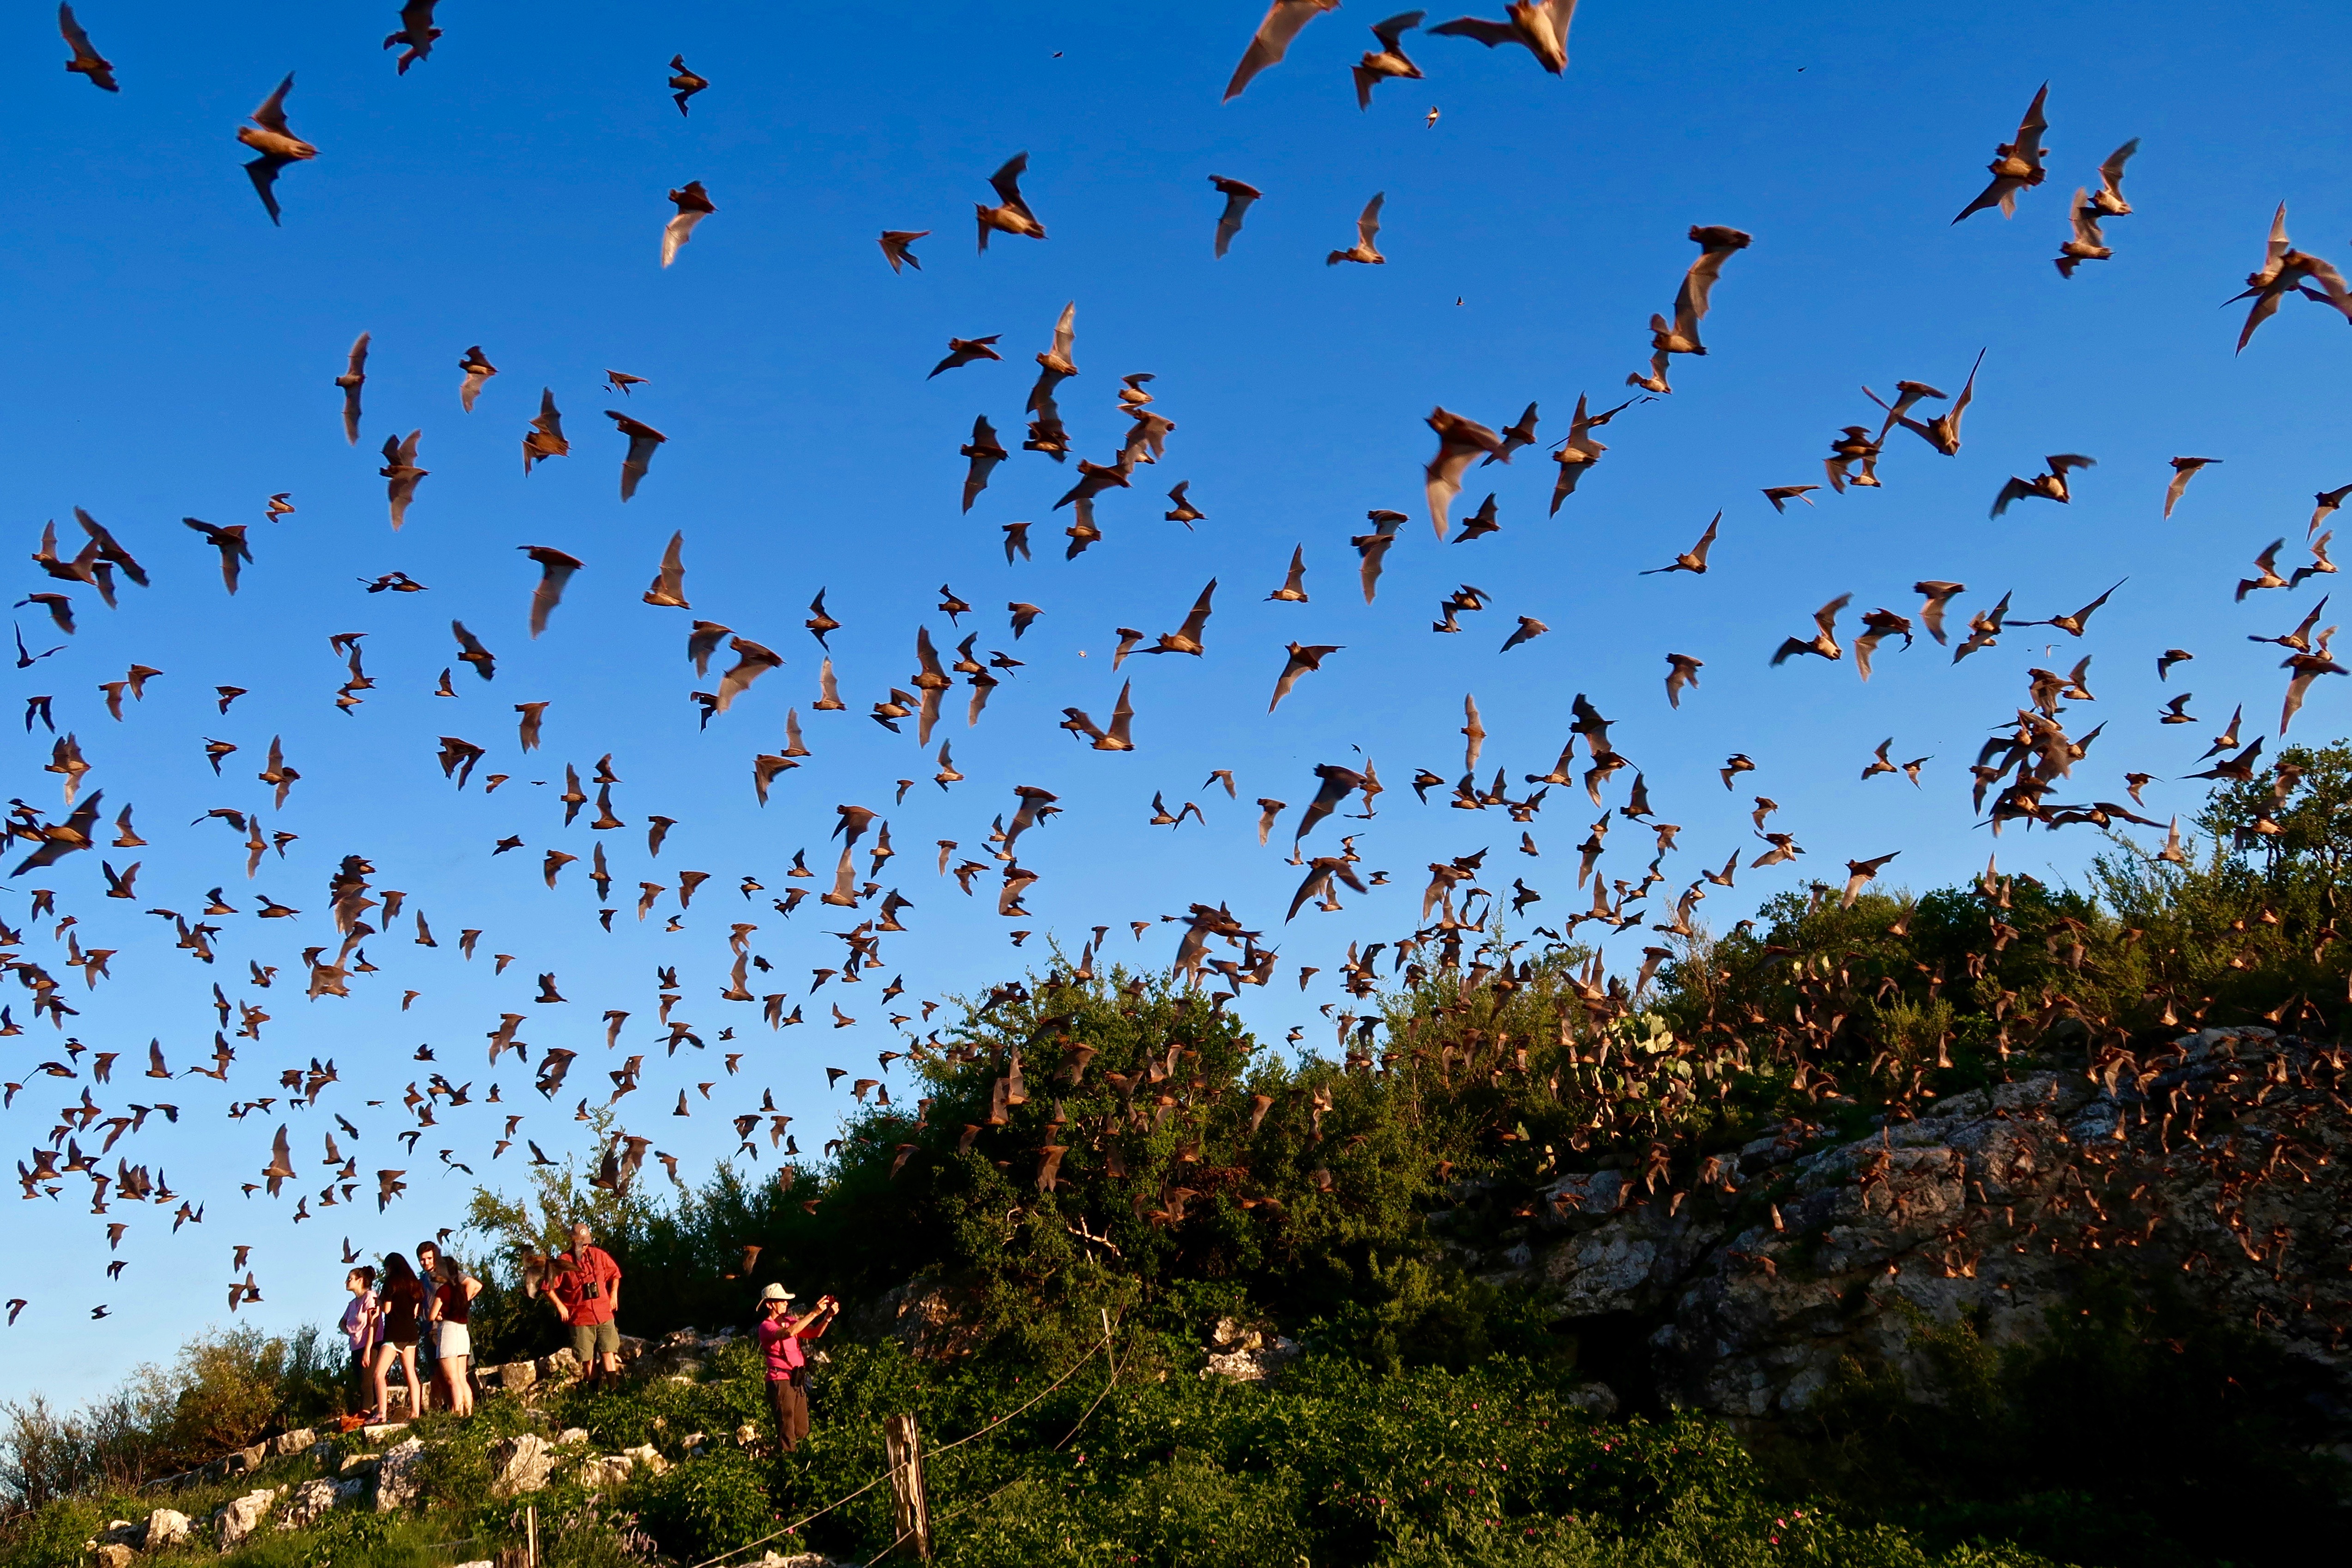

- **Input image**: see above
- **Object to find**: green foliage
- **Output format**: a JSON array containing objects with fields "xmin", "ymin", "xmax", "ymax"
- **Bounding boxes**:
[
  {"xmin": 464, "ymin": 1105, "xmax": 664, "ymax": 1365},
  {"xmin": 627, "ymin": 1445, "xmax": 780, "ymax": 1563},
  {"xmin": 548, "ymin": 1342, "xmax": 768, "ymax": 1454},
  {"xmin": 947, "ymin": 1453, "xmax": 1312, "ymax": 1568},
  {"xmin": 168, "ymin": 1326, "xmax": 347, "ymax": 1461},
  {"xmin": 0, "ymin": 1493, "xmax": 98, "ymax": 1568},
  {"xmin": 1787, "ymin": 1279, "xmax": 2347, "ymax": 1568},
  {"xmin": 535, "ymin": 1497, "xmax": 664, "ymax": 1568},
  {"xmin": 23, "ymin": 757, "xmax": 2352, "ymax": 1567},
  {"xmin": 0, "ymin": 1325, "xmax": 346, "ymax": 1514},
  {"xmin": 541, "ymin": 1340, "xmax": 2058, "ymax": 1568},
  {"xmin": 217, "ymin": 1508, "xmax": 427, "ymax": 1568}
]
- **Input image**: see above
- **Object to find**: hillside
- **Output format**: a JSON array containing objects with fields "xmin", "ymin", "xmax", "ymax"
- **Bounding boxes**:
[{"xmin": 10, "ymin": 749, "xmax": 2352, "ymax": 1566}]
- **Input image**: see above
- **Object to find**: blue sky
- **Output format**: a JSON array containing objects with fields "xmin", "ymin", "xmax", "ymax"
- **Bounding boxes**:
[{"xmin": 6, "ymin": 0, "xmax": 2351, "ymax": 1405}]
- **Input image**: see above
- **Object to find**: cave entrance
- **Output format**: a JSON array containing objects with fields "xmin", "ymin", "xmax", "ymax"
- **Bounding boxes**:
[{"xmin": 1551, "ymin": 1310, "xmax": 1665, "ymax": 1416}]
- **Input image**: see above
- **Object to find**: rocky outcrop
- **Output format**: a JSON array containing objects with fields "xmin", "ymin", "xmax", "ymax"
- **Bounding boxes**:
[
  {"xmin": 876, "ymin": 1278, "xmax": 987, "ymax": 1361},
  {"xmin": 276, "ymin": 1477, "xmax": 362, "ymax": 1531},
  {"xmin": 636, "ymin": 1328, "xmax": 734, "ymax": 1381},
  {"xmin": 141, "ymin": 1509, "xmax": 192, "ymax": 1550},
  {"xmin": 1468, "ymin": 1030, "xmax": 2352, "ymax": 1430},
  {"xmin": 373, "ymin": 1437, "xmax": 427, "ymax": 1513},
  {"xmin": 213, "ymin": 1488, "xmax": 281, "ymax": 1551},
  {"xmin": 1203, "ymin": 1317, "xmax": 1301, "ymax": 1382},
  {"xmin": 490, "ymin": 1432, "xmax": 558, "ymax": 1496},
  {"xmin": 270, "ymin": 1428, "xmax": 318, "ymax": 1458},
  {"xmin": 577, "ymin": 1443, "xmax": 669, "ymax": 1491},
  {"xmin": 469, "ymin": 1335, "xmax": 648, "ymax": 1397}
]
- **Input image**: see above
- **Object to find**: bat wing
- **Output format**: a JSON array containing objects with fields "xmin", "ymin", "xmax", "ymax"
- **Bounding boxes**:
[
  {"xmin": 1225, "ymin": 0, "xmax": 1337, "ymax": 100},
  {"xmin": 1429, "ymin": 17, "xmax": 1524, "ymax": 48},
  {"xmin": 2011, "ymin": 82, "xmax": 2051, "ymax": 161},
  {"xmin": 2098, "ymin": 137, "xmax": 2139, "ymax": 196},
  {"xmin": 1176, "ymin": 580, "xmax": 1218, "ymax": 643},
  {"xmin": 715, "ymin": 639, "xmax": 782, "ymax": 713},
  {"xmin": 250, "ymin": 73, "xmax": 295, "ymax": 134},
  {"xmin": 1989, "ymin": 476, "xmax": 2034, "ymax": 517},
  {"xmin": 245, "ymin": 156, "xmax": 288, "ymax": 225}
]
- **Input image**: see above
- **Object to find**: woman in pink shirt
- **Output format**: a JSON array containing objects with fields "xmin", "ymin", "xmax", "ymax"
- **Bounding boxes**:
[
  {"xmin": 339, "ymin": 1268, "xmax": 380, "ymax": 1416},
  {"xmin": 754, "ymin": 1284, "xmax": 838, "ymax": 1452}
]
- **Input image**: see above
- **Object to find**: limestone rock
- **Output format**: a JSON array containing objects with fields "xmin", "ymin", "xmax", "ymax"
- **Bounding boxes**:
[
  {"xmin": 276, "ymin": 1477, "xmax": 359, "ymax": 1531},
  {"xmin": 576, "ymin": 1455, "xmax": 634, "ymax": 1490},
  {"xmin": 1203, "ymin": 1317, "xmax": 1300, "ymax": 1382},
  {"xmin": 577, "ymin": 1442, "xmax": 671, "ymax": 1490},
  {"xmin": 1510, "ymin": 1032, "xmax": 2352, "ymax": 1431},
  {"xmin": 491, "ymin": 1432, "xmax": 557, "ymax": 1496},
  {"xmin": 536, "ymin": 1347, "xmax": 582, "ymax": 1383},
  {"xmin": 143, "ymin": 1509, "xmax": 192, "ymax": 1550},
  {"xmin": 638, "ymin": 1328, "xmax": 716, "ymax": 1379},
  {"xmin": 1564, "ymin": 1382, "xmax": 1619, "ymax": 1416},
  {"xmin": 89, "ymin": 1545, "xmax": 132, "ymax": 1568},
  {"xmin": 487, "ymin": 1360, "xmax": 537, "ymax": 1393},
  {"xmin": 373, "ymin": 1437, "xmax": 426, "ymax": 1514},
  {"xmin": 878, "ymin": 1278, "xmax": 984, "ymax": 1361},
  {"xmin": 214, "ymin": 1488, "xmax": 281, "ymax": 1550},
  {"xmin": 270, "ymin": 1427, "xmax": 317, "ymax": 1458}
]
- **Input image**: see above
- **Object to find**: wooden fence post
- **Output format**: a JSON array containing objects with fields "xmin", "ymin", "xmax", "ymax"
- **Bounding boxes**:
[
  {"xmin": 882, "ymin": 1413, "xmax": 933, "ymax": 1560},
  {"xmin": 526, "ymin": 1502, "xmax": 539, "ymax": 1568}
]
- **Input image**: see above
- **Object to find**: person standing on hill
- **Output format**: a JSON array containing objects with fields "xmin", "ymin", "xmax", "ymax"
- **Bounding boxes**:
[
  {"xmin": 370, "ymin": 1252, "xmax": 427, "ymax": 1423},
  {"xmin": 339, "ymin": 1267, "xmax": 380, "ymax": 1414},
  {"xmin": 416, "ymin": 1241, "xmax": 481, "ymax": 1417},
  {"xmin": 547, "ymin": 1221, "xmax": 624, "ymax": 1389},
  {"xmin": 755, "ymin": 1284, "xmax": 838, "ymax": 1452}
]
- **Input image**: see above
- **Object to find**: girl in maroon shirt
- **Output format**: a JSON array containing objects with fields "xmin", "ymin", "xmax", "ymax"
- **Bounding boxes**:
[{"xmin": 369, "ymin": 1253, "xmax": 426, "ymax": 1423}]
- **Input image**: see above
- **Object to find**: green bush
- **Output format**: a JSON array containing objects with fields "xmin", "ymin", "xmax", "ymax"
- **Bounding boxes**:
[
  {"xmin": 537, "ymin": 1498, "xmax": 664, "ymax": 1568},
  {"xmin": 1788, "ymin": 1279, "xmax": 2348, "ymax": 1568},
  {"xmin": 626, "ymin": 1445, "xmax": 781, "ymax": 1563},
  {"xmin": 26, "ymin": 751, "xmax": 2352, "ymax": 1568},
  {"xmin": 167, "ymin": 1326, "xmax": 348, "ymax": 1462},
  {"xmin": 0, "ymin": 1495, "xmax": 99, "ymax": 1568},
  {"xmin": 945, "ymin": 1453, "xmax": 1312, "ymax": 1568},
  {"xmin": 216, "ymin": 1509, "xmax": 430, "ymax": 1568}
]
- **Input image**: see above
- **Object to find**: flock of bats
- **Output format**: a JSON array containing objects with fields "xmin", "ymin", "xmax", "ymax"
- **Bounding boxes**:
[{"xmin": 5, "ymin": 2, "xmax": 2347, "ymax": 1346}]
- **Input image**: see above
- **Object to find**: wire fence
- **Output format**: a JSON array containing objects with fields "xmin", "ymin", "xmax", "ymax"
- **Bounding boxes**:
[{"xmin": 688, "ymin": 1315, "xmax": 1123, "ymax": 1568}]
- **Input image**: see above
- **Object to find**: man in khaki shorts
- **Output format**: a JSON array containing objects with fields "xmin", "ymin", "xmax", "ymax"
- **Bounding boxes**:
[{"xmin": 547, "ymin": 1221, "xmax": 624, "ymax": 1389}]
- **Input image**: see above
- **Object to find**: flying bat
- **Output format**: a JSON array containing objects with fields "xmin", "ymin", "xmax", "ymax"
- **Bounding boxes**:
[
  {"xmin": 236, "ymin": 73, "xmax": 317, "ymax": 225},
  {"xmin": 1430, "ymin": 1, "xmax": 1582, "ymax": 74},
  {"xmin": 1225, "ymin": 0, "xmax": 1343, "ymax": 100},
  {"xmin": 1210, "ymin": 175, "xmax": 1262, "ymax": 258},
  {"xmin": 608, "ymin": 412, "xmax": 667, "ymax": 500},
  {"xmin": 662, "ymin": 180, "xmax": 714, "ymax": 267}
]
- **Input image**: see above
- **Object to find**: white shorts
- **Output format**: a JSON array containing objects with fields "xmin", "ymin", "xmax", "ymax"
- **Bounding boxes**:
[{"xmin": 435, "ymin": 1322, "xmax": 471, "ymax": 1359}]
